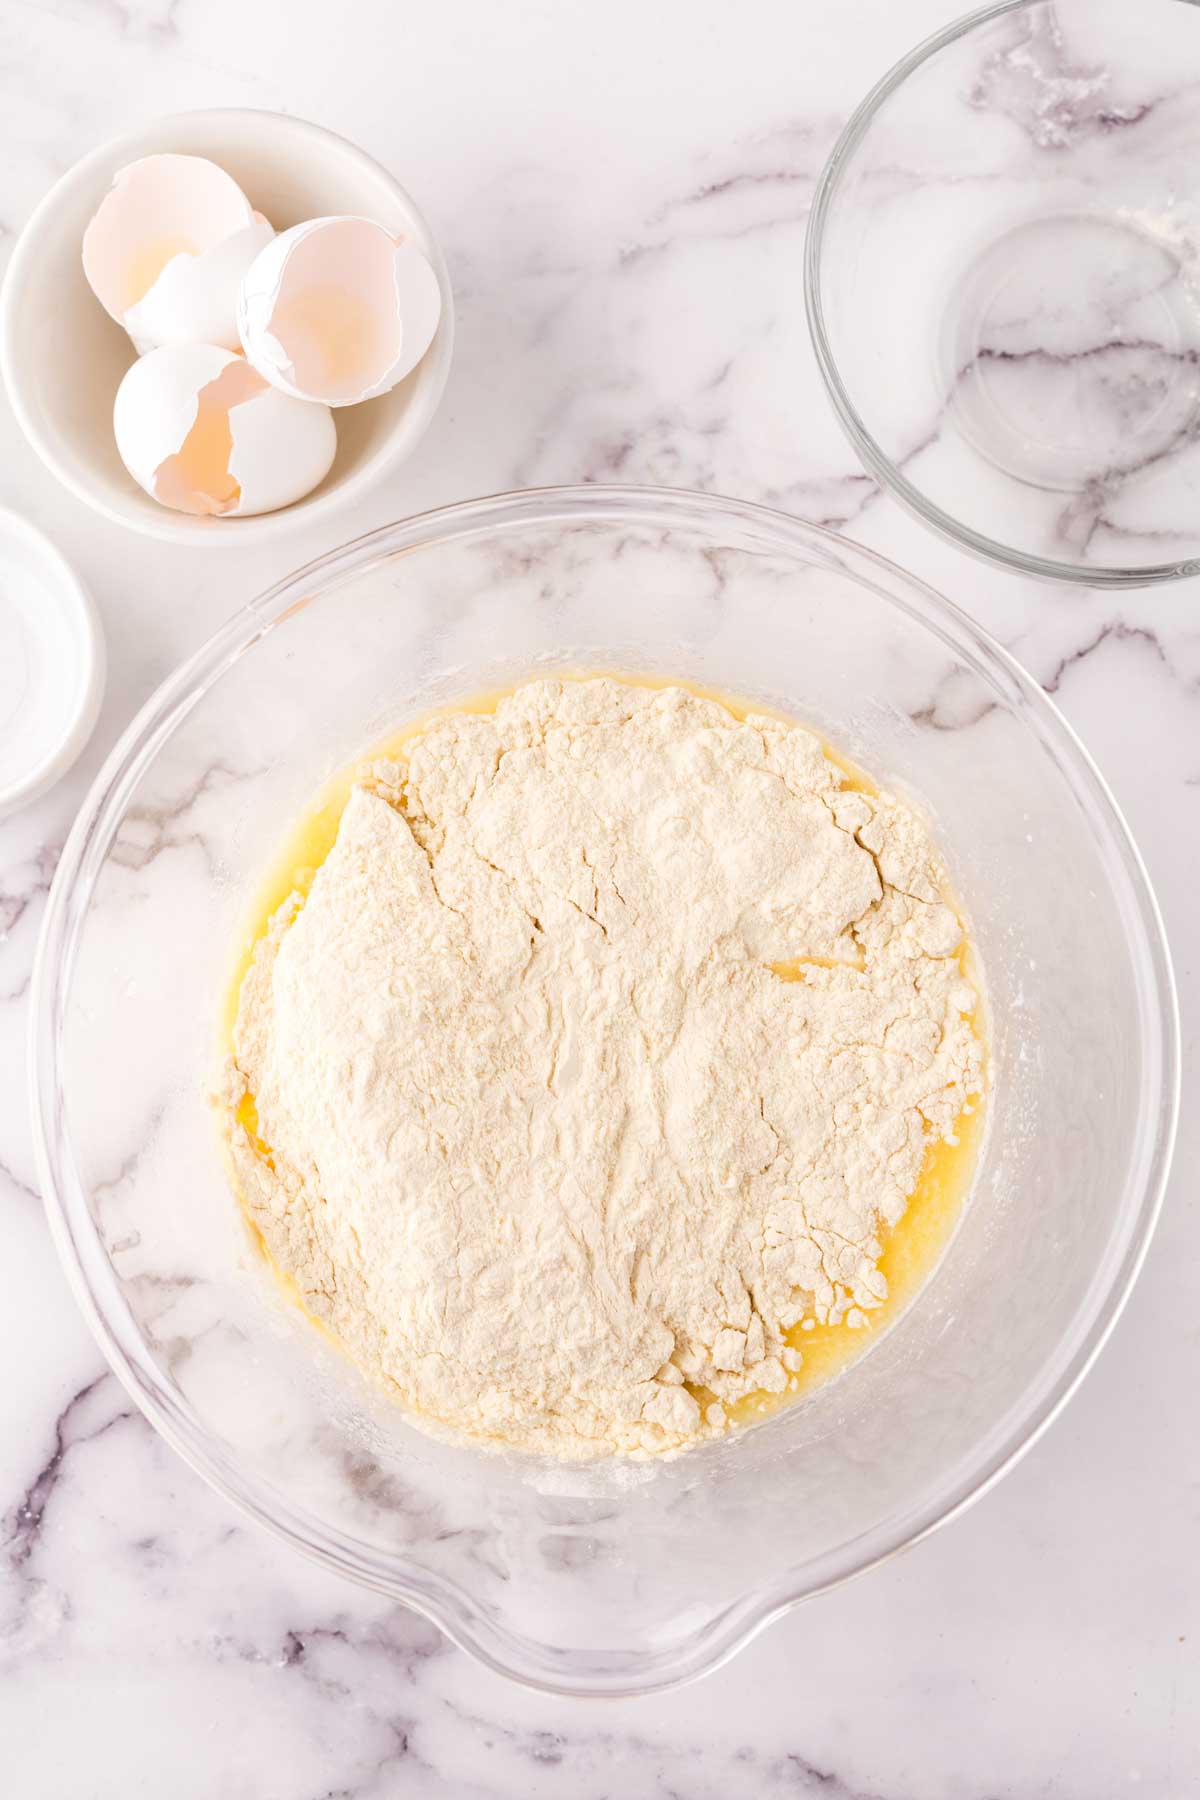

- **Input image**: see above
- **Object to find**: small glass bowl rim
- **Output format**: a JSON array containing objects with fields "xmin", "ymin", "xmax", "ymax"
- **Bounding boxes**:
[{"xmin": 803, "ymin": 0, "xmax": 1200, "ymax": 588}]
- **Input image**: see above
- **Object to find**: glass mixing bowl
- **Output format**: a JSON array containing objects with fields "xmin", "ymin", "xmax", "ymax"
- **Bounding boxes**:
[
  {"xmin": 31, "ymin": 487, "xmax": 1178, "ymax": 1695},
  {"xmin": 806, "ymin": 0, "xmax": 1200, "ymax": 585}
]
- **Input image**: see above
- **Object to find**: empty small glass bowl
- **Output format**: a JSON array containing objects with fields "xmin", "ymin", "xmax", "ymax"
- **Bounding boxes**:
[
  {"xmin": 31, "ymin": 488, "xmax": 1178, "ymax": 1694},
  {"xmin": 806, "ymin": 0, "xmax": 1200, "ymax": 585}
]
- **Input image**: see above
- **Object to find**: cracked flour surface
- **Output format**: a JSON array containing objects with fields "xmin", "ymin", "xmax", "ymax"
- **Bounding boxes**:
[{"xmin": 225, "ymin": 679, "xmax": 983, "ymax": 1459}]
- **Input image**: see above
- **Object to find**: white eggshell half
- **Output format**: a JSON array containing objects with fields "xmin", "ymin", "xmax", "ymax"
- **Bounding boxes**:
[
  {"xmin": 113, "ymin": 344, "xmax": 337, "ymax": 518},
  {"xmin": 227, "ymin": 381, "xmax": 337, "ymax": 515},
  {"xmin": 83, "ymin": 155, "xmax": 256, "ymax": 326},
  {"xmin": 237, "ymin": 215, "xmax": 442, "ymax": 406},
  {"xmin": 386, "ymin": 243, "xmax": 443, "ymax": 384},
  {"xmin": 124, "ymin": 217, "xmax": 275, "ymax": 353},
  {"xmin": 114, "ymin": 343, "xmax": 232, "ymax": 496}
]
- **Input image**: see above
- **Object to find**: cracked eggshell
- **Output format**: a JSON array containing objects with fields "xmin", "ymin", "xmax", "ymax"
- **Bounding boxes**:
[
  {"xmin": 124, "ymin": 216, "xmax": 275, "ymax": 353},
  {"xmin": 237, "ymin": 215, "xmax": 442, "ymax": 406},
  {"xmin": 83, "ymin": 154, "xmax": 270, "ymax": 351},
  {"xmin": 113, "ymin": 343, "xmax": 337, "ymax": 518}
]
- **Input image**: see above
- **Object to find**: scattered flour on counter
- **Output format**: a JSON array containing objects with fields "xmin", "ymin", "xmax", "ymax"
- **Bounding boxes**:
[{"xmin": 225, "ymin": 678, "xmax": 984, "ymax": 1460}]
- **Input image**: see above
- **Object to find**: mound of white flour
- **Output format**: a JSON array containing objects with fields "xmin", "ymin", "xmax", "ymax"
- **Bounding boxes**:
[{"xmin": 227, "ymin": 679, "xmax": 983, "ymax": 1459}]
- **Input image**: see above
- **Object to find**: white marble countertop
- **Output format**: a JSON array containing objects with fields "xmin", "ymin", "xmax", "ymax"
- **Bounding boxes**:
[{"xmin": 1, "ymin": 0, "xmax": 1197, "ymax": 1792}]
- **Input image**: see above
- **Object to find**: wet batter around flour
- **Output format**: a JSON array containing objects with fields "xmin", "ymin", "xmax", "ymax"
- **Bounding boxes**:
[{"xmin": 221, "ymin": 677, "xmax": 987, "ymax": 1461}]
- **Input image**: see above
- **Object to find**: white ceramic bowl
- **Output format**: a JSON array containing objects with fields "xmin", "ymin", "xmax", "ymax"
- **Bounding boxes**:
[
  {"xmin": 0, "ymin": 110, "xmax": 454, "ymax": 546},
  {"xmin": 0, "ymin": 508, "xmax": 104, "ymax": 819}
]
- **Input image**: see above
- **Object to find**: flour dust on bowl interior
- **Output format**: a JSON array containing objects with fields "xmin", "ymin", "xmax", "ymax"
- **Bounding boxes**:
[{"xmin": 32, "ymin": 488, "xmax": 1176, "ymax": 1694}]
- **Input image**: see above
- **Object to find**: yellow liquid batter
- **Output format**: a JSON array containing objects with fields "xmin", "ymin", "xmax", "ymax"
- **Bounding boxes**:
[{"xmin": 222, "ymin": 676, "xmax": 987, "ymax": 1431}]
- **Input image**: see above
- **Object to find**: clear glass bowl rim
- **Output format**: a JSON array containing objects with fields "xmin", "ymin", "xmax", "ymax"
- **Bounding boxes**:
[
  {"xmin": 29, "ymin": 483, "xmax": 1180, "ymax": 1696},
  {"xmin": 803, "ymin": 0, "xmax": 1200, "ymax": 588}
]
